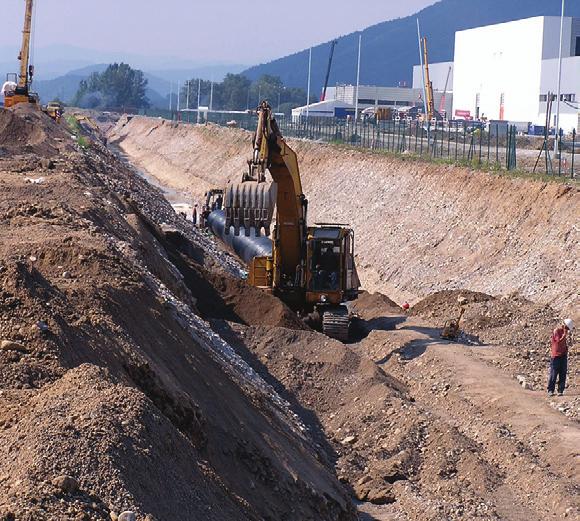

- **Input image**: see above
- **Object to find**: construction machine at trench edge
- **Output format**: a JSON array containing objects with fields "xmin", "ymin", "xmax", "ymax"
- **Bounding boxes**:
[
  {"xmin": 2, "ymin": 0, "xmax": 39, "ymax": 110},
  {"xmin": 207, "ymin": 101, "xmax": 360, "ymax": 341},
  {"xmin": 2, "ymin": 0, "xmax": 62, "ymax": 122}
]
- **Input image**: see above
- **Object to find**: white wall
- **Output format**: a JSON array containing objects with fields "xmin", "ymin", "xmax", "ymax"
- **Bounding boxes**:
[
  {"xmin": 539, "ymin": 57, "xmax": 580, "ymax": 132},
  {"xmin": 412, "ymin": 62, "xmax": 454, "ymax": 91},
  {"xmin": 452, "ymin": 17, "xmax": 547, "ymax": 122},
  {"xmin": 542, "ymin": 16, "xmax": 572, "ymax": 60}
]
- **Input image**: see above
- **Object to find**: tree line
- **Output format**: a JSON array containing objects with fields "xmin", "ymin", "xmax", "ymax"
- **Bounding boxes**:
[
  {"xmin": 71, "ymin": 63, "xmax": 316, "ymax": 113},
  {"xmin": 179, "ymin": 74, "xmax": 315, "ymax": 114}
]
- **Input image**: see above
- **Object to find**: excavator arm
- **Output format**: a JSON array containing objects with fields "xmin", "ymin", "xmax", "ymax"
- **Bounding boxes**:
[
  {"xmin": 225, "ymin": 101, "xmax": 307, "ymax": 287},
  {"xmin": 18, "ymin": 0, "xmax": 35, "ymax": 91}
]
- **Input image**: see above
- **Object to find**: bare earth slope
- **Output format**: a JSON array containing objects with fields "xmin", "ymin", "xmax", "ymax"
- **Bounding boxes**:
[
  {"xmin": 3, "ymin": 110, "xmax": 578, "ymax": 520},
  {"xmin": 0, "ymin": 108, "xmax": 355, "ymax": 521},
  {"xmin": 109, "ymin": 117, "xmax": 579, "ymax": 313}
]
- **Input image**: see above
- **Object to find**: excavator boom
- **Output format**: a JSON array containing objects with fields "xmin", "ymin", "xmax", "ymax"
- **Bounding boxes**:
[
  {"xmin": 225, "ymin": 101, "xmax": 307, "ymax": 287},
  {"xmin": 18, "ymin": 0, "xmax": 35, "ymax": 90}
]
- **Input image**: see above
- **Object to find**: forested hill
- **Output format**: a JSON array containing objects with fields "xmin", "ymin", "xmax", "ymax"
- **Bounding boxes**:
[{"xmin": 243, "ymin": 0, "xmax": 580, "ymax": 93}]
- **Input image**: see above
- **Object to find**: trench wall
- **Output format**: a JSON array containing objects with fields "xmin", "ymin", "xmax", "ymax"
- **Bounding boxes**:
[{"xmin": 110, "ymin": 117, "xmax": 579, "ymax": 312}]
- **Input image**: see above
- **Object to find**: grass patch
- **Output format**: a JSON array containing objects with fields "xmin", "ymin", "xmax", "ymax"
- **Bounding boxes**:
[{"xmin": 64, "ymin": 114, "xmax": 90, "ymax": 149}]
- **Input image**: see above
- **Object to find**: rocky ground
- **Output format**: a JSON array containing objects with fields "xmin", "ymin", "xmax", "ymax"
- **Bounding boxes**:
[{"xmin": 0, "ymin": 107, "xmax": 577, "ymax": 520}]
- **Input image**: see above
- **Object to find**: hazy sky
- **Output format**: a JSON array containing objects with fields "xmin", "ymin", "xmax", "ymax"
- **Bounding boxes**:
[{"xmin": 1, "ymin": 0, "xmax": 438, "ymax": 64}]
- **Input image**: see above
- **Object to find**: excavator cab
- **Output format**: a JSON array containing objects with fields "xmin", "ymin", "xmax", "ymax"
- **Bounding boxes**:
[{"xmin": 306, "ymin": 226, "xmax": 358, "ymax": 299}]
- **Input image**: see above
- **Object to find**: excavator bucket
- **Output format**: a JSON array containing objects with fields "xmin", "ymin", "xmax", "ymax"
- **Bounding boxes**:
[{"xmin": 224, "ymin": 181, "xmax": 277, "ymax": 236}]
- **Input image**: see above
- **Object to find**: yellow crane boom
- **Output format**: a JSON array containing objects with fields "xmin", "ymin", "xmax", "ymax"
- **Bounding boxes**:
[
  {"xmin": 18, "ymin": 0, "xmax": 35, "ymax": 90},
  {"xmin": 421, "ymin": 36, "xmax": 435, "ymax": 122},
  {"xmin": 3, "ymin": 0, "xmax": 38, "ymax": 108}
]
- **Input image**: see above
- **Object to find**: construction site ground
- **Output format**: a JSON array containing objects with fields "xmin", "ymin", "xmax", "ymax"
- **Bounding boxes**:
[{"xmin": 0, "ymin": 109, "xmax": 578, "ymax": 520}]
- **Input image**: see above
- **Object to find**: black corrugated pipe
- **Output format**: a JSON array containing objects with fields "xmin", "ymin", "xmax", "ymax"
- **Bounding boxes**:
[{"xmin": 206, "ymin": 210, "xmax": 272, "ymax": 265}]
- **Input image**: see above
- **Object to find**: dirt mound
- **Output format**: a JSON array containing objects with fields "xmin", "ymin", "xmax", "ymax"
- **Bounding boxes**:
[
  {"xmin": 0, "ymin": 110, "xmax": 355, "ymax": 520},
  {"xmin": 160, "ymin": 231, "xmax": 307, "ymax": 330},
  {"xmin": 411, "ymin": 289, "xmax": 495, "ymax": 318},
  {"xmin": 0, "ymin": 364, "xmax": 257, "ymax": 520},
  {"xmin": 352, "ymin": 290, "xmax": 401, "ymax": 314},
  {"xmin": 0, "ymin": 106, "xmax": 71, "ymax": 157},
  {"xmin": 218, "ymin": 323, "xmax": 515, "ymax": 519},
  {"xmin": 109, "ymin": 117, "xmax": 580, "ymax": 313}
]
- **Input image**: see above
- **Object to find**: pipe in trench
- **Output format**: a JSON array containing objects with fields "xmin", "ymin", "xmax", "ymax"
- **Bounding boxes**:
[{"xmin": 206, "ymin": 210, "xmax": 272, "ymax": 265}]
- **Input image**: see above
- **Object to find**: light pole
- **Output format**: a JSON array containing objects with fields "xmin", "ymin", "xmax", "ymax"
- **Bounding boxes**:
[
  {"xmin": 196, "ymin": 78, "xmax": 201, "ymax": 124},
  {"xmin": 306, "ymin": 47, "xmax": 312, "ymax": 118},
  {"xmin": 554, "ymin": 0, "xmax": 565, "ymax": 155},
  {"xmin": 355, "ymin": 34, "xmax": 362, "ymax": 121}
]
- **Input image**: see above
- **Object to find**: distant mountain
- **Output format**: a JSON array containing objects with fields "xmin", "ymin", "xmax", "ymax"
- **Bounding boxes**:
[
  {"xmin": 29, "ymin": 61, "xmax": 249, "ymax": 108},
  {"xmin": 243, "ymin": 0, "xmax": 580, "ymax": 93},
  {"xmin": 147, "ymin": 65, "xmax": 248, "ymax": 85},
  {"xmin": 0, "ymin": 44, "xmax": 248, "ymax": 83}
]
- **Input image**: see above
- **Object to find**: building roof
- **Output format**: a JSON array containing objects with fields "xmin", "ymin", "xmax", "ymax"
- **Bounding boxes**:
[{"xmin": 292, "ymin": 99, "xmax": 355, "ymax": 112}]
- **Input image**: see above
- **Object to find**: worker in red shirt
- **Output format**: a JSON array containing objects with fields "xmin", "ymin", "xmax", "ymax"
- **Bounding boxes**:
[{"xmin": 547, "ymin": 318, "xmax": 574, "ymax": 396}]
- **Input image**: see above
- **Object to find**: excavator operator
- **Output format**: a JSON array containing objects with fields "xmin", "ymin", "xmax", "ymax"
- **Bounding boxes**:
[{"xmin": 313, "ymin": 245, "xmax": 339, "ymax": 291}]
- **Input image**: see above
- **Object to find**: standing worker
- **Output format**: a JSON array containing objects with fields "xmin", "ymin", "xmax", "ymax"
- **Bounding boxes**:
[
  {"xmin": 192, "ymin": 204, "xmax": 198, "ymax": 227},
  {"xmin": 548, "ymin": 318, "xmax": 574, "ymax": 396}
]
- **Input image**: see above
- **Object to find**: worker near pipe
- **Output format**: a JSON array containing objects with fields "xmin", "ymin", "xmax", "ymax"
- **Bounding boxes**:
[{"xmin": 547, "ymin": 318, "xmax": 574, "ymax": 396}]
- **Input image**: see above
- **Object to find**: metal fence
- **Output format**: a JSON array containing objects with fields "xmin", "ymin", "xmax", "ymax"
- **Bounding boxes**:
[{"xmin": 142, "ymin": 108, "xmax": 578, "ymax": 178}]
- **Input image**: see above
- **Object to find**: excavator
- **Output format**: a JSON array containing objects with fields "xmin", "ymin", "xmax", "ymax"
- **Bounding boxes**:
[
  {"xmin": 207, "ymin": 101, "xmax": 360, "ymax": 341},
  {"xmin": 2, "ymin": 0, "xmax": 39, "ymax": 110}
]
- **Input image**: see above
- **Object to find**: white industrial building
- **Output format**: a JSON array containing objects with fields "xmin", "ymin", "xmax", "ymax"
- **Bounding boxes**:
[
  {"xmin": 325, "ymin": 84, "xmax": 453, "ymax": 117},
  {"xmin": 451, "ymin": 16, "xmax": 580, "ymax": 132}
]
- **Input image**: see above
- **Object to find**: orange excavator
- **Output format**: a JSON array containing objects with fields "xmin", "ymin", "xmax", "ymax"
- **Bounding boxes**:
[
  {"xmin": 207, "ymin": 102, "xmax": 360, "ymax": 341},
  {"xmin": 2, "ymin": 0, "xmax": 39, "ymax": 109}
]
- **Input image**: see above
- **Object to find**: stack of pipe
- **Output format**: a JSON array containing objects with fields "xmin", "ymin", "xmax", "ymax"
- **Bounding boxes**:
[{"xmin": 206, "ymin": 210, "xmax": 272, "ymax": 265}]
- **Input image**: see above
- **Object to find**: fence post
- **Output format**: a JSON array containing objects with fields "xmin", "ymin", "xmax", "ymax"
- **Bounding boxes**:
[
  {"xmin": 558, "ymin": 128, "xmax": 562, "ymax": 176},
  {"xmin": 447, "ymin": 121, "xmax": 451, "ymax": 159},
  {"xmin": 506, "ymin": 125, "xmax": 511, "ymax": 169},
  {"xmin": 462, "ymin": 122, "xmax": 467, "ymax": 162},
  {"xmin": 571, "ymin": 128, "xmax": 576, "ymax": 178}
]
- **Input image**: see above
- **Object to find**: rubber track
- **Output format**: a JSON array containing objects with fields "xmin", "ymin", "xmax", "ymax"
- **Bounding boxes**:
[{"xmin": 322, "ymin": 308, "xmax": 350, "ymax": 342}]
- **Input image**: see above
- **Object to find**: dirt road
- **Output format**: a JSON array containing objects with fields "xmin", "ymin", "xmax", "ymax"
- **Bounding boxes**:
[{"xmin": 354, "ymin": 300, "xmax": 579, "ymax": 519}]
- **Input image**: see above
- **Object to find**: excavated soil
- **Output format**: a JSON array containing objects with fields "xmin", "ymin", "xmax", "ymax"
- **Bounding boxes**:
[
  {"xmin": 0, "ymin": 107, "xmax": 356, "ymax": 521},
  {"xmin": 109, "ymin": 117, "xmax": 579, "ymax": 314}
]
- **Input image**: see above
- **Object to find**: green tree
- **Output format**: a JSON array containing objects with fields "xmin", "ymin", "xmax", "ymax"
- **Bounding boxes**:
[
  {"xmin": 73, "ymin": 63, "xmax": 149, "ymax": 109},
  {"xmin": 221, "ymin": 74, "xmax": 251, "ymax": 111}
]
